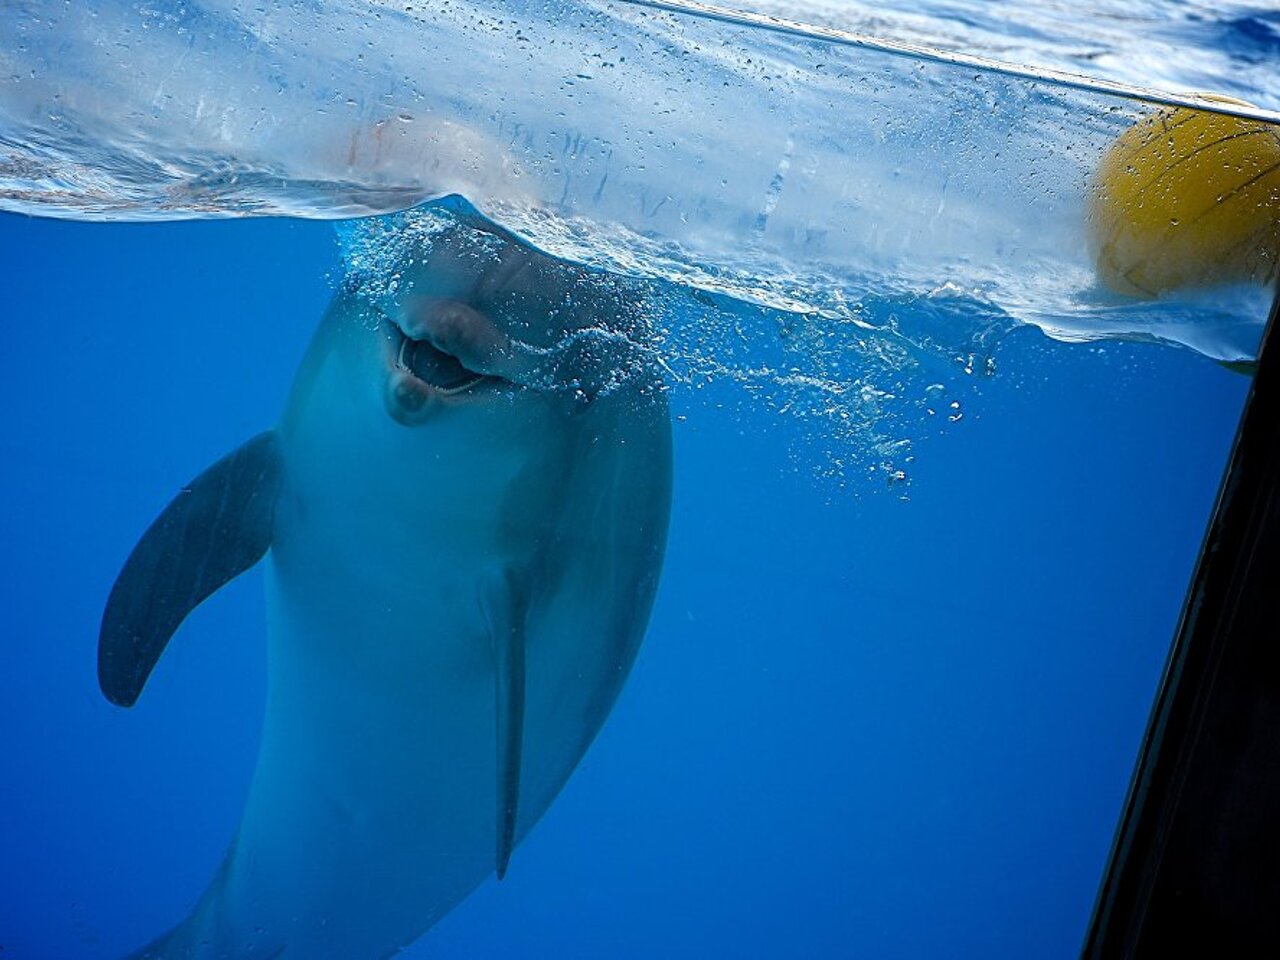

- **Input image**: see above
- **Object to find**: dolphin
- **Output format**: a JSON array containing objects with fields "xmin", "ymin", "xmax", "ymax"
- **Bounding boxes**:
[{"xmin": 98, "ymin": 209, "xmax": 673, "ymax": 959}]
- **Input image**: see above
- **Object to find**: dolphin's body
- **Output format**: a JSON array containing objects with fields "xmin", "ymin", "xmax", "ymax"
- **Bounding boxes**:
[{"xmin": 99, "ymin": 212, "xmax": 672, "ymax": 959}]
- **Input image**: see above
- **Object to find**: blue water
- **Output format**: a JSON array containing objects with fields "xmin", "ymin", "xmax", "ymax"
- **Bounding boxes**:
[{"xmin": 0, "ymin": 2, "xmax": 1273, "ymax": 958}]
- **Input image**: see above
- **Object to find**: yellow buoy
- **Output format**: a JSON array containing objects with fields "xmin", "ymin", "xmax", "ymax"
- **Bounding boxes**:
[{"xmin": 1087, "ymin": 93, "xmax": 1280, "ymax": 297}]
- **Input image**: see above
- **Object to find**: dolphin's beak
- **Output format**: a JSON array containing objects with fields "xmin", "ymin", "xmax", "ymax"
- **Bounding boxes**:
[{"xmin": 370, "ymin": 303, "xmax": 505, "ymax": 425}]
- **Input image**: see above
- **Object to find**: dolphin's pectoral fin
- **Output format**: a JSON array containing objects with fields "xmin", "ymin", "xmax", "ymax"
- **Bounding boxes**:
[
  {"xmin": 99, "ymin": 431, "xmax": 284, "ymax": 708},
  {"xmin": 483, "ymin": 574, "xmax": 529, "ymax": 880}
]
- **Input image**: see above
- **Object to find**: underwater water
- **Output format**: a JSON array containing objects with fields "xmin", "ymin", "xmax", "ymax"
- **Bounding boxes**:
[{"xmin": 1, "ymin": 1, "xmax": 1277, "ymax": 958}]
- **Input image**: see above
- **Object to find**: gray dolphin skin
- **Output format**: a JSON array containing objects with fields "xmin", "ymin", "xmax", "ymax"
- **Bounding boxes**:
[{"xmin": 98, "ymin": 209, "xmax": 673, "ymax": 959}]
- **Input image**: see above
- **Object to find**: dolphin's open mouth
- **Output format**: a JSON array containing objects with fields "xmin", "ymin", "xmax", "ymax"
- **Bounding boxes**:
[
  {"xmin": 396, "ymin": 334, "xmax": 488, "ymax": 394},
  {"xmin": 370, "ymin": 302, "xmax": 503, "ymax": 424}
]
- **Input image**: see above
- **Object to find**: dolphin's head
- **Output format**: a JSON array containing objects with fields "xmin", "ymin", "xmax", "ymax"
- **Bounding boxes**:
[{"xmin": 341, "ymin": 209, "xmax": 657, "ymax": 429}]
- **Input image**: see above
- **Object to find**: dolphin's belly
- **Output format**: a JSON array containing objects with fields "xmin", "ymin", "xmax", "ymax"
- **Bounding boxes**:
[
  {"xmin": 205, "ymin": 539, "xmax": 505, "ymax": 958},
  {"xmin": 189, "ymin": 387, "xmax": 612, "ymax": 958}
]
